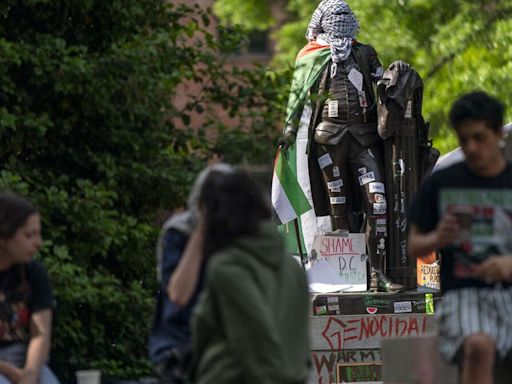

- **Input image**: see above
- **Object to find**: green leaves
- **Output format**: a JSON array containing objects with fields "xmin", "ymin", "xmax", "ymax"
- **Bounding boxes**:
[{"xmin": 1, "ymin": 1, "xmax": 286, "ymax": 381}]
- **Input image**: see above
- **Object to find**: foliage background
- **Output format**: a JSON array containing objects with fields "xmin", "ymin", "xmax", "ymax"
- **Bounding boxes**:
[
  {"xmin": 0, "ymin": 0, "xmax": 286, "ymax": 380},
  {"xmin": 215, "ymin": 0, "xmax": 512, "ymax": 153}
]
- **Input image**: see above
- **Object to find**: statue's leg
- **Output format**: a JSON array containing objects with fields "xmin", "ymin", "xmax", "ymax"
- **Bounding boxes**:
[
  {"xmin": 316, "ymin": 142, "xmax": 352, "ymax": 231},
  {"xmin": 349, "ymin": 140, "xmax": 403, "ymax": 292}
]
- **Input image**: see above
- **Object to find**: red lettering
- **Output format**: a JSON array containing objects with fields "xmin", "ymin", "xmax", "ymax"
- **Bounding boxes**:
[
  {"xmin": 321, "ymin": 237, "xmax": 330, "ymax": 254},
  {"xmin": 396, "ymin": 318, "xmax": 408, "ymax": 336},
  {"xmin": 370, "ymin": 318, "xmax": 379, "ymax": 337},
  {"xmin": 422, "ymin": 315, "xmax": 427, "ymax": 333},
  {"xmin": 312, "ymin": 352, "xmax": 335, "ymax": 373},
  {"xmin": 407, "ymin": 317, "xmax": 419, "ymax": 335},
  {"xmin": 341, "ymin": 237, "xmax": 353, "ymax": 252},
  {"xmin": 380, "ymin": 316, "xmax": 388, "ymax": 337},
  {"xmin": 359, "ymin": 318, "xmax": 371, "ymax": 340}
]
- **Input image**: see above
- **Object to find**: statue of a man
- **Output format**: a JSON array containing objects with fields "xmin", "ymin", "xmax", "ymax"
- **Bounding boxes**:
[{"xmin": 279, "ymin": 0, "xmax": 406, "ymax": 292}]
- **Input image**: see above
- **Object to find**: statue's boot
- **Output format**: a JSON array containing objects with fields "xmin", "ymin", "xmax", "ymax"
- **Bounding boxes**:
[
  {"xmin": 368, "ymin": 237, "xmax": 404, "ymax": 292},
  {"xmin": 370, "ymin": 269, "xmax": 403, "ymax": 292}
]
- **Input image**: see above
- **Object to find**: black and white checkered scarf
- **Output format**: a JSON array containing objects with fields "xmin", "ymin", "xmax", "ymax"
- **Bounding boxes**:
[{"xmin": 306, "ymin": 0, "xmax": 359, "ymax": 63}]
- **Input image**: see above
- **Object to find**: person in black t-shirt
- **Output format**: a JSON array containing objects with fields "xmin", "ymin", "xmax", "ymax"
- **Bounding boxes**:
[
  {"xmin": 0, "ymin": 193, "xmax": 59, "ymax": 384},
  {"xmin": 409, "ymin": 92, "xmax": 512, "ymax": 384}
]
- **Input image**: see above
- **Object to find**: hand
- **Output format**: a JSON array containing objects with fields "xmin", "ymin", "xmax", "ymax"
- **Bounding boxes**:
[
  {"xmin": 474, "ymin": 256, "xmax": 512, "ymax": 283},
  {"xmin": 389, "ymin": 60, "xmax": 410, "ymax": 74},
  {"xmin": 434, "ymin": 213, "xmax": 460, "ymax": 249},
  {"xmin": 277, "ymin": 132, "xmax": 296, "ymax": 152}
]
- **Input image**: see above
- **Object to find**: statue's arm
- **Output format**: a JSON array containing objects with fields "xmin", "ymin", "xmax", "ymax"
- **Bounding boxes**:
[{"xmin": 365, "ymin": 44, "xmax": 384, "ymax": 81}]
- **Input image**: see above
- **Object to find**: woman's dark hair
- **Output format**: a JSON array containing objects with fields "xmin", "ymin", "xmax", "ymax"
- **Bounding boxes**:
[
  {"xmin": 198, "ymin": 169, "xmax": 271, "ymax": 257},
  {"xmin": 0, "ymin": 192, "xmax": 38, "ymax": 239},
  {"xmin": 449, "ymin": 91, "xmax": 504, "ymax": 132}
]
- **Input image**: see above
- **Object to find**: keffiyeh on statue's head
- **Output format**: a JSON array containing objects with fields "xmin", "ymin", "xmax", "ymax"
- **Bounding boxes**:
[{"xmin": 306, "ymin": 0, "xmax": 359, "ymax": 63}]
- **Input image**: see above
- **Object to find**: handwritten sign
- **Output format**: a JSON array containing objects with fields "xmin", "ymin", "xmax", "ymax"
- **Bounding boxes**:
[
  {"xmin": 337, "ymin": 362, "xmax": 382, "ymax": 383},
  {"xmin": 417, "ymin": 257, "xmax": 440, "ymax": 290},
  {"xmin": 311, "ymin": 234, "xmax": 367, "ymax": 292}
]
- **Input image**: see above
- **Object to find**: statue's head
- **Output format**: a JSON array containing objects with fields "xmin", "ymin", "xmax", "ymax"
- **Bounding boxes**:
[{"xmin": 306, "ymin": 0, "xmax": 359, "ymax": 41}]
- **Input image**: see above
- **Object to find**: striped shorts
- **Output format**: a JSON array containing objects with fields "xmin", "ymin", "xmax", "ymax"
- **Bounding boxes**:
[{"xmin": 437, "ymin": 286, "xmax": 512, "ymax": 363}]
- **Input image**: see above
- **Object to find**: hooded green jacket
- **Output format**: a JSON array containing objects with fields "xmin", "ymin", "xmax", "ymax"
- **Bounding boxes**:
[{"xmin": 190, "ymin": 222, "xmax": 311, "ymax": 384}]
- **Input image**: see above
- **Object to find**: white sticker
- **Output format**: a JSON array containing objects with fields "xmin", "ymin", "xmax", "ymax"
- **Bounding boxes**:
[
  {"xmin": 318, "ymin": 153, "xmax": 333, "ymax": 169},
  {"xmin": 358, "ymin": 90, "xmax": 368, "ymax": 108},
  {"xmin": 376, "ymin": 218, "xmax": 387, "ymax": 225},
  {"xmin": 374, "ymin": 193, "xmax": 385, "ymax": 203},
  {"xmin": 328, "ymin": 179, "xmax": 344, "ymax": 189},
  {"xmin": 333, "ymin": 166, "xmax": 340, "ymax": 178},
  {"xmin": 348, "ymin": 68, "xmax": 364, "ymax": 91},
  {"xmin": 330, "ymin": 197, "xmax": 346, "ymax": 205},
  {"xmin": 358, "ymin": 167, "xmax": 367, "ymax": 175},
  {"xmin": 405, "ymin": 100, "xmax": 413, "ymax": 118},
  {"xmin": 376, "ymin": 226, "xmax": 387, "ymax": 236},
  {"xmin": 358, "ymin": 172, "xmax": 375, "ymax": 186},
  {"xmin": 373, "ymin": 202, "xmax": 387, "ymax": 215},
  {"xmin": 327, "ymin": 304, "xmax": 339, "ymax": 312},
  {"xmin": 394, "ymin": 301, "xmax": 413, "ymax": 314},
  {"xmin": 328, "ymin": 100, "xmax": 339, "ymax": 118},
  {"xmin": 331, "ymin": 187, "xmax": 341, "ymax": 193},
  {"xmin": 369, "ymin": 182, "xmax": 385, "ymax": 194}
]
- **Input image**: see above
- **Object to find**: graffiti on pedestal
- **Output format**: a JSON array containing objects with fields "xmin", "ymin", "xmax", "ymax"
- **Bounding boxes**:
[{"xmin": 321, "ymin": 314, "xmax": 428, "ymax": 350}]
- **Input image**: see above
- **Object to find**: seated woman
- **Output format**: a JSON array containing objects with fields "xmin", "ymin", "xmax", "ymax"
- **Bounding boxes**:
[
  {"xmin": 0, "ymin": 192, "xmax": 59, "ymax": 384},
  {"xmin": 185, "ymin": 169, "xmax": 311, "ymax": 384}
]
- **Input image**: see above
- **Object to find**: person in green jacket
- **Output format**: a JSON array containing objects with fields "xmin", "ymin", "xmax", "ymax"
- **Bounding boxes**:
[{"xmin": 185, "ymin": 169, "xmax": 311, "ymax": 384}]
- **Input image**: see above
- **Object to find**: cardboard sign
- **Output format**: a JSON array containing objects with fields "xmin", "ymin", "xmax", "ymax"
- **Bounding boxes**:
[
  {"xmin": 417, "ymin": 254, "xmax": 440, "ymax": 290},
  {"xmin": 337, "ymin": 362, "xmax": 382, "ymax": 383},
  {"xmin": 311, "ymin": 234, "xmax": 367, "ymax": 292}
]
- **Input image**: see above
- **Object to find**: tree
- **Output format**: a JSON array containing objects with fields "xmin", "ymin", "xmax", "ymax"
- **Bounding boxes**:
[
  {"xmin": 0, "ymin": 1, "xmax": 285, "ymax": 380},
  {"xmin": 214, "ymin": 0, "xmax": 512, "ymax": 153}
]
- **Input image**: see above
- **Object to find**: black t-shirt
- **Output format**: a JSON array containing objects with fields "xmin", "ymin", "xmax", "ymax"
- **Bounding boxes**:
[
  {"xmin": 0, "ymin": 261, "xmax": 54, "ymax": 343},
  {"xmin": 409, "ymin": 161, "xmax": 512, "ymax": 292}
]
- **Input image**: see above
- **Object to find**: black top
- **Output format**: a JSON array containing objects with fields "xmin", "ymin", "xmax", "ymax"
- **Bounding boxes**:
[
  {"xmin": 0, "ymin": 261, "xmax": 54, "ymax": 344},
  {"xmin": 409, "ymin": 161, "xmax": 512, "ymax": 292}
]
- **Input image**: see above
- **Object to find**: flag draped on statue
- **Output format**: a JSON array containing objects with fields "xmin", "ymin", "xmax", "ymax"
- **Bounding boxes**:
[
  {"xmin": 272, "ymin": 150, "xmax": 311, "ymax": 224},
  {"xmin": 272, "ymin": 41, "xmax": 332, "ymax": 255},
  {"xmin": 284, "ymin": 41, "xmax": 331, "ymax": 126}
]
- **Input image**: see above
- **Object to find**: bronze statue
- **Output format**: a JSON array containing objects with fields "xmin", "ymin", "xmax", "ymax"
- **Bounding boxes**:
[{"xmin": 279, "ymin": 0, "xmax": 408, "ymax": 292}]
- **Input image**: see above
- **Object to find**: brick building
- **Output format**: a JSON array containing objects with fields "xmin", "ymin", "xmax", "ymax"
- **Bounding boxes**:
[{"xmin": 173, "ymin": 0, "xmax": 287, "ymax": 129}]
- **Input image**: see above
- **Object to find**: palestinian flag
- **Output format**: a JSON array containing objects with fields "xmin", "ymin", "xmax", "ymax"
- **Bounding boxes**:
[
  {"xmin": 274, "ymin": 41, "xmax": 331, "ymax": 253},
  {"xmin": 272, "ymin": 150, "xmax": 311, "ymax": 224},
  {"xmin": 284, "ymin": 41, "xmax": 331, "ymax": 126}
]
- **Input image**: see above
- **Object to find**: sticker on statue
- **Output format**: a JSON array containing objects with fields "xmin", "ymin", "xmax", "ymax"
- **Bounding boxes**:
[
  {"xmin": 369, "ymin": 182, "xmax": 385, "ymax": 193},
  {"xmin": 328, "ymin": 99, "xmax": 339, "ymax": 118},
  {"xmin": 358, "ymin": 172, "xmax": 376, "ymax": 186},
  {"xmin": 328, "ymin": 179, "xmax": 344, "ymax": 189},
  {"xmin": 318, "ymin": 153, "xmax": 333, "ymax": 169}
]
